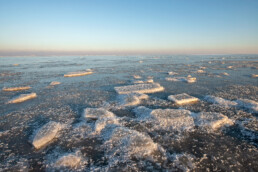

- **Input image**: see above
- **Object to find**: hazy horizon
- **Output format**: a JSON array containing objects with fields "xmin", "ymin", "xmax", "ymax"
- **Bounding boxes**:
[{"xmin": 1, "ymin": 0, "xmax": 258, "ymax": 56}]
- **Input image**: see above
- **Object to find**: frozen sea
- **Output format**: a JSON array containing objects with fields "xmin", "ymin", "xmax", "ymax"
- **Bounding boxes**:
[{"xmin": 0, "ymin": 55, "xmax": 257, "ymax": 171}]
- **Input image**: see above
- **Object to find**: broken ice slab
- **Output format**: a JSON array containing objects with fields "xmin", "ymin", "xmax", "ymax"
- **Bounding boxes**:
[
  {"xmin": 165, "ymin": 76, "xmax": 196, "ymax": 83},
  {"xmin": 83, "ymin": 108, "xmax": 115, "ymax": 120},
  {"xmin": 103, "ymin": 127, "xmax": 163, "ymax": 161},
  {"xmin": 8, "ymin": 93, "xmax": 37, "ymax": 104},
  {"xmin": 32, "ymin": 121, "xmax": 62, "ymax": 149},
  {"xmin": 118, "ymin": 93, "xmax": 149, "ymax": 106},
  {"xmin": 95, "ymin": 116, "xmax": 120, "ymax": 133},
  {"xmin": 204, "ymin": 95, "xmax": 237, "ymax": 108},
  {"xmin": 221, "ymin": 72, "xmax": 229, "ymax": 76},
  {"xmin": 134, "ymin": 106, "xmax": 195, "ymax": 132},
  {"xmin": 55, "ymin": 153, "xmax": 81, "ymax": 168},
  {"xmin": 133, "ymin": 75, "xmax": 141, "ymax": 79},
  {"xmin": 251, "ymin": 74, "xmax": 258, "ymax": 78},
  {"xmin": 193, "ymin": 112, "xmax": 234, "ymax": 130},
  {"xmin": 114, "ymin": 83, "xmax": 164, "ymax": 94},
  {"xmin": 133, "ymin": 79, "xmax": 154, "ymax": 84},
  {"xmin": 236, "ymin": 99, "xmax": 258, "ymax": 113},
  {"xmin": 168, "ymin": 93, "xmax": 199, "ymax": 105},
  {"xmin": 50, "ymin": 81, "xmax": 61, "ymax": 86},
  {"xmin": 196, "ymin": 70, "xmax": 205, "ymax": 73},
  {"xmin": 64, "ymin": 70, "xmax": 93, "ymax": 77},
  {"xmin": 168, "ymin": 71, "xmax": 178, "ymax": 75},
  {"xmin": 3, "ymin": 86, "xmax": 31, "ymax": 91}
]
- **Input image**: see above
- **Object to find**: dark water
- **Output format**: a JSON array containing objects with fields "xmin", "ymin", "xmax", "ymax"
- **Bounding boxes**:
[{"xmin": 0, "ymin": 55, "xmax": 257, "ymax": 171}]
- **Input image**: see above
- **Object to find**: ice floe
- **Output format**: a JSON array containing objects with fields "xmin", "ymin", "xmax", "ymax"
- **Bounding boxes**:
[
  {"xmin": 168, "ymin": 93, "xmax": 199, "ymax": 105},
  {"xmin": 165, "ymin": 75, "xmax": 196, "ymax": 83},
  {"xmin": 193, "ymin": 112, "xmax": 234, "ymax": 130},
  {"xmin": 2, "ymin": 86, "xmax": 31, "ymax": 91},
  {"xmin": 50, "ymin": 81, "xmax": 61, "ymax": 86},
  {"xmin": 133, "ymin": 75, "xmax": 141, "ymax": 79},
  {"xmin": 168, "ymin": 71, "xmax": 178, "ymax": 75},
  {"xmin": 32, "ymin": 121, "xmax": 62, "ymax": 149},
  {"xmin": 54, "ymin": 153, "xmax": 82, "ymax": 168},
  {"xmin": 118, "ymin": 93, "xmax": 149, "ymax": 106},
  {"xmin": 7, "ymin": 93, "xmax": 37, "ymax": 104},
  {"xmin": 64, "ymin": 69, "xmax": 93, "ymax": 77},
  {"xmin": 196, "ymin": 70, "xmax": 205, "ymax": 73},
  {"xmin": 221, "ymin": 72, "xmax": 229, "ymax": 76},
  {"xmin": 114, "ymin": 83, "xmax": 164, "ymax": 94},
  {"xmin": 134, "ymin": 106, "xmax": 195, "ymax": 132}
]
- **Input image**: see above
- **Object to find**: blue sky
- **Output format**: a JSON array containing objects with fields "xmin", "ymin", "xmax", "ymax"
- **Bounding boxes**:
[{"xmin": 0, "ymin": 0, "xmax": 258, "ymax": 55}]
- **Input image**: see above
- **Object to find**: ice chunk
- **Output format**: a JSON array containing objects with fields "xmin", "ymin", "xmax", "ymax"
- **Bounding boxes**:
[
  {"xmin": 3, "ymin": 86, "xmax": 31, "ymax": 91},
  {"xmin": 50, "ymin": 81, "xmax": 61, "ymax": 86},
  {"xmin": 221, "ymin": 72, "xmax": 229, "ymax": 76},
  {"xmin": 133, "ymin": 80, "xmax": 144, "ymax": 84},
  {"xmin": 196, "ymin": 70, "xmax": 205, "ymax": 73},
  {"xmin": 236, "ymin": 99, "xmax": 258, "ymax": 113},
  {"xmin": 251, "ymin": 74, "xmax": 258, "ymax": 78},
  {"xmin": 193, "ymin": 112, "xmax": 233, "ymax": 130},
  {"xmin": 204, "ymin": 95, "xmax": 237, "ymax": 108},
  {"xmin": 172, "ymin": 153, "xmax": 196, "ymax": 171},
  {"xmin": 227, "ymin": 66, "xmax": 233, "ymax": 69},
  {"xmin": 133, "ymin": 79, "xmax": 153, "ymax": 84},
  {"xmin": 83, "ymin": 108, "xmax": 115, "ymax": 120},
  {"xmin": 165, "ymin": 76, "xmax": 196, "ymax": 83},
  {"xmin": 103, "ymin": 127, "xmax": 163, "ymax": 162},
  {"xmin": 118, "ymin": 93, "xmax": 149, "ymax": 106},
  {"xmin": 32, "ymin": 121, "xmax": 62, "ymax": 149},
  {"xmin": 55, "ymin": 153, "xmax": 81, "ymax": 168},
  {"xmin": 64, "ymin": 70, "xmax": 93, "ymax": 77},
  {"xmin": 13, "ymin": 64, "xmax": 19, "ymax": 66},
  {"xmin": 114, "ymin": 83, "xmax": 164, "ymax": 94},
  {"xmin": 168, "ymin": 93, "xmax": 199, "ymax": 105},
  {"xmin": 138, "ymin": 60, "xmax": 143, "ymax": 63},
  {"xmin": 133, "ymin": 75, "xmax": 141, "ymax": 79},
  {"xmin": 134, "ymin": 106, "xmax": 195, "ymax": 132},
  {"xmin": 8, "ymin": 93, "xmax": 37, "ymax": 104},
  {"xmin": 168, "ymin": 71, "xmax": 178, "ymax": 75}
]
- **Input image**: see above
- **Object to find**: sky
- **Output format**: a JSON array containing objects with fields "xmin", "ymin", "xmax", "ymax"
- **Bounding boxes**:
[{"xmin": 0, "ymin": 0, "xmax": 258, "ymax": 56}]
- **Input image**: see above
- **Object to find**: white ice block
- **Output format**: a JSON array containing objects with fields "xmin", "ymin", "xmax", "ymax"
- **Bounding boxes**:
[
  {"xmin": 32, "ymin": 121, "xmax": 62, "ymax": 149},
  {"xmin": 50, "ymin": 81, "xmax": 61, "ymax": 86},
  {"xmin": 8, "ymin": 93, "xmax": 37, "ymax": 104},
  {"xmin": 55, "ymin": 154, "xmax": 81, "ymax": 168},
  {"xmin": 194, "ymin": 112, "xmax": 233, "ymax": 130},
  {"xmin": 114, "ymin": 83, "xmax": 164, "ymax": 94},
  {"xmin": 204, "ymin": 95, "xmax": 237, "ymax": 108},
  {"xmin": 118, "ymin": 93, "xmax": 149, "ymax": 106},
  {"xmin": 3, "ymin": 86, "xmax": 31, "ymax": 91},
  {"xmin": 64, "ymin": 70, "xmax": 93, "ymax": 77},
  {"xmin": 168, "ymin": 93, "xmax": 199, "ymax": 105}
]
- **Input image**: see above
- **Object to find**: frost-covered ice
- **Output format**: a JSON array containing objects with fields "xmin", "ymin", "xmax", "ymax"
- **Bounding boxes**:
[
  {"xmin": 221, "ymin": 72, "xmax": 229, "ymax": 76},
  {"xmin": 133, "ymin": 79, "xmax": 153, "ymax": 84},
  {"xmin": 114, "ymin": 83, "xmax": 164, "ymax": 94},
  {"xmin": 32, "ymin": 121, "xmax": 62, "ymax": 149},
  {"xmin": 2, "ymin": 86, "xmax": 31, "ymax": 91},
  {"xmin": 236, "ymin": 99, "xmax": 258, "ymax": 113},
  {"xmin": 204, "ymin": 95, "xmax": 238, "ymax": 108},
  {"xmin": 95, "ymin": 116, "xmax": 120, "ymax": 133},
  {"xmin": 168, "ymin": 93, "xmax": 199, "ymax": 105},
  {"xmin": 50, "ymin": 81, "xmax": 61, "ymax": 86},
  {"xmin": 103, "ymin": 127, "xmax": 166, "ymax": 166},
  {"xmin": 83, "ymin": 108, "xmax": 115, "ymax": 120},
  {"xmin": 7, "ymin": 93, "xmax": 37, "ymax": 103},
  {"xmin": 196, "ymin": 70, "xmax": 205, "ymax": 73},
  {"xmin": 54, "ymin": 153, "xmax": 82, "ymax": 168},
  {"xmin": 134, "ymin": 106, "xmax": 195, "ymax": 132},
  {"xmin": 64, "ymin": 70, "xmax": 93, "ymax": 77},
  {"xmin": 193, "ymin": 112, "xmax": 234, "ymax": 131},
  {"xmin": 171, "ymin": 153, "xmax": 196, "ymax": 171},
  {"xmin": 251, "ymin": 74, "xmax": 258, "ymax": 78},
  {"xmin": 118, "ymin": 93, "xmax": 149, "ymax": 106}
]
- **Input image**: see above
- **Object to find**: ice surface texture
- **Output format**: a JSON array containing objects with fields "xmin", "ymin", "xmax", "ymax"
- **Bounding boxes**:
[
  {"xmin": 32, "ymin": 121, "xmax": 62, "ymax": 149},
  {"xmin": 114, "ymin": 83, "xmax": 164, "ymax": 94},
  {"xmin": 8, "ymin": 93, "xmax": 37, "ymax": 103},
  {"xmin": 118, "ymin": 93, "xmax": 149, "ymax": 106}
]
